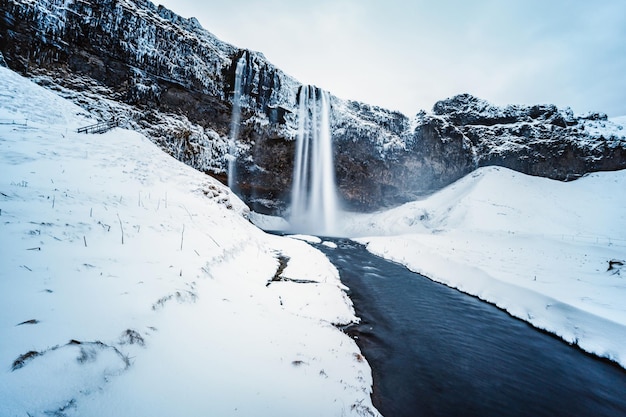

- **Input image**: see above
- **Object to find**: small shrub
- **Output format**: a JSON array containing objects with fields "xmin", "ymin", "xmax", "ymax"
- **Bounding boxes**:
[
  {"xmin": 11, "ymin": 350, "xmax": 41, "ymax": 371},
  {"xmin": 152, "ymin": 294, "xmax": 173, "ymax": 310},
  {"xmin": 120, "ymin": 329, "xmax": 145, "ymax": 346}
]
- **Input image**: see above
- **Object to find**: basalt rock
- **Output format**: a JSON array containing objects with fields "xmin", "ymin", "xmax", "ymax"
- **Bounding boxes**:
[
  {"xmin": 432, "ymin": 94, "xmax": 626, "ymax": 181},
  {"xmin": 1, "ymin": 0, "xmax": 625, "ymax": 215}
]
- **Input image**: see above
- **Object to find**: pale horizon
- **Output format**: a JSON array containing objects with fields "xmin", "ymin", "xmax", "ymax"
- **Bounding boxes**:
[{"xmin": 157, "ymin": 0, "xmax": 626, "ymax": 117}]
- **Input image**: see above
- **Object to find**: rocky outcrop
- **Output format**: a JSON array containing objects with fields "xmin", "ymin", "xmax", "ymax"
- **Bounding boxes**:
[
  {"xmin": 432, "ymin": 94, "xmax": 626, "ymax": 181},
  {"xmin": 326, "ymin": 94, "xmax": 626, "ymax": 210},
  {"xmin": 1, "ymin": 0, "xmax": 625, "ymax": 215}
]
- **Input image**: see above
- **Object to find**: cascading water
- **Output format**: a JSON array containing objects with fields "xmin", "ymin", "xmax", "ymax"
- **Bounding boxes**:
[
  {"xmin": 228, "ymin": 54, "xmax": 246, "ymax": 191},
  {"xmin": 290, "ymin": 85, "xmax": 340, "ymax": 235}
]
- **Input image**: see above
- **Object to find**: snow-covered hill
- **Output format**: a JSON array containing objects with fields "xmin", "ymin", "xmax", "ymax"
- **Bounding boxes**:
[
  {"xmin": 0, "ymin": 66, "xmax": 380, "ymax": 416},
  {"xmin": 342, "ymin": 166, "xmax": 626, "ymax": 368}
]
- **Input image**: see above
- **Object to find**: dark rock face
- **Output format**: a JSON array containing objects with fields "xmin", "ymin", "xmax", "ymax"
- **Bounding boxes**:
[
  {"xmin": 432, "ymin": 94, "xmax": 626, "ymax": 182},
  {"xmin": 232, "ymin": 120, "xmax": 296, "ymax": 213},
  {"xmin": 226, "ymin": 50, "xmax": 291, "ymax": 124},
  {"xmin": 331, "ymin": 103, "xmax": 474, "ymax": 210},
  {"xmin": 1, "ymin": 0, "xmax": 625, "ymax": 215}
]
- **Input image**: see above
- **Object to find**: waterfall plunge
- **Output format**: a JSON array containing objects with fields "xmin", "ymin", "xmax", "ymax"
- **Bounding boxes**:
[
  {"xmin": 290, "ymin": 86, "xmax": 340, "ymax": 235},
  {"xmin": 228, "ymin": 54, "xmax": 246, "ymax": 191}
]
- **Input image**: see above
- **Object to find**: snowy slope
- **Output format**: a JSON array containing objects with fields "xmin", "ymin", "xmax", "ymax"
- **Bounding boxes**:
[
  {"xmin": 611, "ymin": 115, "xmax": 626, "ymax": 129},
  {"xmin": 344, "ymin": 166, "xmax": 626, "ymax": 368},
  {"xmin": 0, "ymin": 67, "xmax": 379, "ymax": 417}
]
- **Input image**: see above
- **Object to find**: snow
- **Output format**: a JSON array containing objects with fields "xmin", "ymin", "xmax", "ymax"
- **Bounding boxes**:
[
  {"xmin": 0, "ymin": 67, "xmax": 379, "ymax": 417},
  {"xmin": 343, "ymin": 166, "xmax": 626, "ymax": 368},
  {"xmin": 330, "ymin": 97, "xmax": 407, "ymax": 156},
  {"xmin": 248, "ymin": 210, "xmax": 290, "ymax": 230},
  {"xmin": 583, "ymin": 118, "xmax": 626, "ymax": 140},
  {"xmin": 287, "ymin": 234, "xmax": 323, "ymax": 244},
  {"xmin": 610, "ymin": 115, "xmax": 626, "ymax": 129}
]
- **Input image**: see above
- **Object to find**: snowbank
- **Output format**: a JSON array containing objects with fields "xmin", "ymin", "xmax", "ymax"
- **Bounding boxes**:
[
  {"xmin": 346, "ymin": 166, "xmax": 626, "ymax": 368},
  {"xmin": 0, "ymin": 67, "xmax": 379, "ymax": 417}
]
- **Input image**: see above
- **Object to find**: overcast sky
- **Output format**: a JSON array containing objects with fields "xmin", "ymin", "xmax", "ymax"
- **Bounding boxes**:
[{"xmin": 157, "ymin": 0, "xmax": 626, "ymax": 117}]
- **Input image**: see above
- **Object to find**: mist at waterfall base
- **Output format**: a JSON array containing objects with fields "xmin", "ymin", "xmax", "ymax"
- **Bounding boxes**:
[{"xmin": 287, "ymin": 85, "xmax": 342, "ymax": 236}]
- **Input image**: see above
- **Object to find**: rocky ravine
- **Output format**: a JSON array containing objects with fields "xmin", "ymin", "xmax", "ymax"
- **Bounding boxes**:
[{"xmin": 1, "ymin": 0, "xmax": 625, "ymax": 214}]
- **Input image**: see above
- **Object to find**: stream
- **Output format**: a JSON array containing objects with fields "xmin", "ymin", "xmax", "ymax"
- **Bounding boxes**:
[{"xmin": 314, "ymin": 238, "xmax": 626, "ymax": 417}]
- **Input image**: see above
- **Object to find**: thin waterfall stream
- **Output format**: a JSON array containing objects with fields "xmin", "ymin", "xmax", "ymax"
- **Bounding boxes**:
[{"xmin": 228, "ymin": 53, "xmax": 246, "ymax": 191}]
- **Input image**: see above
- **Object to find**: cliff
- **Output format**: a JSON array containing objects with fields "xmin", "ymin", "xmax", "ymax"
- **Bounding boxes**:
[{"xmin": 1, "ymin": 0, "xmax": 625, "ymax": 214}]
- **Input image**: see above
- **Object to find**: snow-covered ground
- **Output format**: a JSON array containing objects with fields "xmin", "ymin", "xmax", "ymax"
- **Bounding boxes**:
[
  {"xmin": 339, "ymin": 166, "xmax": 626, "ymax": 368},
  {"xmin": 611, "ymin": 115, "xmax": 626, "ymax": 129},
  {"xmin": 0, "ymin": 67, "xmax": 380, "ymax": 417}
]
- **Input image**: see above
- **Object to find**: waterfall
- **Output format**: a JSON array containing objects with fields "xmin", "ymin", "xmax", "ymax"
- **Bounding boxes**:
[
  {"xmin": 228, "ymin": 54, "xmax": 246, "ymax": 191},
  {"xmin": 290, "ymin": 85, "xmax": 340, "ymax": 235}
]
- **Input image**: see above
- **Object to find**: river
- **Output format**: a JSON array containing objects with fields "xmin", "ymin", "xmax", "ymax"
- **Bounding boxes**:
[{"xmin": 314, "ymin": 238, "xmax": 626, "ymax": 417}]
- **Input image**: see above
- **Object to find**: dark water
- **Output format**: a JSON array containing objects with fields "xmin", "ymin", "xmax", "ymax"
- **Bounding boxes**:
[{"xmin": 314, "ymin": 238, "xmax": 626, "ymax": 417}]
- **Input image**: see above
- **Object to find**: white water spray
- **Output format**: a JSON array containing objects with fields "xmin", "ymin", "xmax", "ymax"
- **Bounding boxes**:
[
  {"xmin": 290, "ymin": 86, "xmax": 340, "ymax": 235},
  {"xmin": 228, "ymin": 54, "xmax": 246, "ymax": 191}
]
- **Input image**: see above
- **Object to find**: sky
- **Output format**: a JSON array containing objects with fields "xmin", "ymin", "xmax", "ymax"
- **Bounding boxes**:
[{"xmin": 156, "ymin": 0, "xmax": 626, "ymax": 117}]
